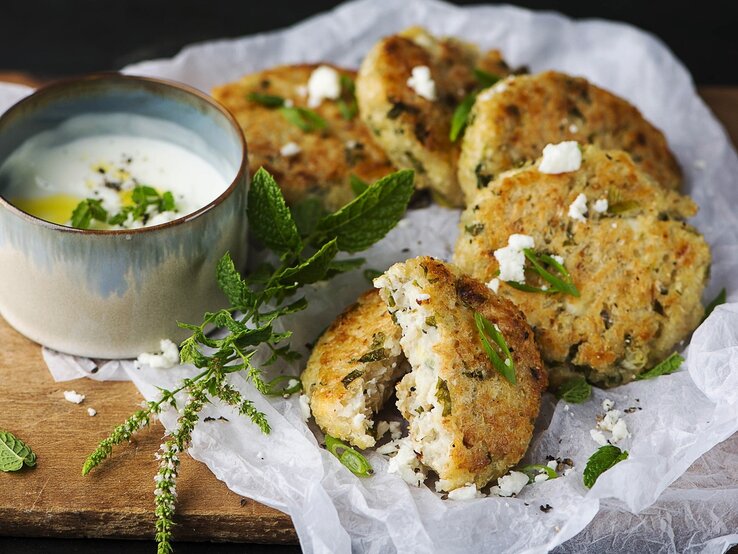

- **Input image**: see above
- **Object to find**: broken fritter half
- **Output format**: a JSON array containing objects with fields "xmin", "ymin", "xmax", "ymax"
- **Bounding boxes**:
[{"xmin": 375, "ymin": 256, "xmax": 546, "ymax": 492}]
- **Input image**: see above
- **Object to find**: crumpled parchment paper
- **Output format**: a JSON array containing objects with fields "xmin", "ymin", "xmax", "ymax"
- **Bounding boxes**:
[{"xmin": 2, "ymin": 1, "xmax": 738, "ymax": 552}]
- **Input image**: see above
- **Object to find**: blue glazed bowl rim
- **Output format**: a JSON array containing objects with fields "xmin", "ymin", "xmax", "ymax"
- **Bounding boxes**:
[{"xmin": 0, "ymin": 72, "xmax": 248, "ymax": 235}]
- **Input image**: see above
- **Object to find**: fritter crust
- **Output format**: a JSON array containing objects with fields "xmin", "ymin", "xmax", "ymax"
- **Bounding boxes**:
[
  {"xmin": 356, "ymin": 27, "xmax": 512, "ymax": 207},
  {"xmin": 458, "ymin": 71, "xmax": 682, "ymax": 203},
  {"xmin": 375, "ymin": 257, "xmax": 546, "ymax": 491},
  {"xmin": 454, "ymin": 146, "xmax": 710, "ymax": 388},
  {"xmin": 212, "ymin": 64, "xmax": 395, "ymax": 211},
  {"xmin": 300, "ymin": 289, "xmax": 405, "ymax": 449}
]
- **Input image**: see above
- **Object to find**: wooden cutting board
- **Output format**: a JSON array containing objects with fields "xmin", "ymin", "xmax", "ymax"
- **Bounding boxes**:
[{"xmin": 0, "ymin": 74, "xmax": 735, "ymax": 544}]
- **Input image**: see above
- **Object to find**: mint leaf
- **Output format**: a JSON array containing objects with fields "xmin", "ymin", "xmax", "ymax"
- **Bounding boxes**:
[
  {"xmin": 350, "ymin": 174, "xmax": 369, "ymax": 196},
  {"xmin": 363, "ymin": 268, "xmax": 383, "ymax": 283},
  {"xmin": 636, "ymin": 352, "xmax": 684, "ymax": 380},
  {"xmin": 0, "ymin": 430, "xmax": 36, "ymax": 472},
  {"xmin": 325, "ymin": 434, "xmax": 373, "ymax": 477},
  {"xmin": 246, "ymin": 92, "xmax": 286, "ymax": 107},
  {"xmin": 290, "ymin": 197, "xmax": 328, "ymax": 237},
  {"xmin": 279, "ymin": 239, "xmax": 338, "ymax": 286},
  {"xmin": 556, "ymin": 376, "xmax": 591, "ymax": 404},
  {"xmin": 248, "ymin": 168, "xmax": 302, "ymax": 255},
  {"xmin": 216, "ymin": 253, "xmax": 252, "ymax": 309},
  {"xmin": 703, "ymin": 288, "xmax": 727, "ymax": 322},
  {"xmin": 279, "ymin": 106, "xmax": 327, "ymax": 132},
  {"xmin": 583, "ymin": 445, "xmax": 628, "ymax": 488},
  {"xmin": 70, "ymin": 198, "xmax": 108, "ymax": 229},
  {"xmin": 315, "ymin": 169, "xmax": 414, "ymax": 253},
  {"xmin": 450, "ymin": 92, "xmax": 476, "ymax": 142}
]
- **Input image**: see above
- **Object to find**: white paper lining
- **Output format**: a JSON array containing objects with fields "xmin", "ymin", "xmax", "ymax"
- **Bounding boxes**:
[{"xmin": 2, "ymin": 1, "xmax": 738, "ymax": 552}]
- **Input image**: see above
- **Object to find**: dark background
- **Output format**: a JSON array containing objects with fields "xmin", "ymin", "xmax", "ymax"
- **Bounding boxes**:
[
  {"xmin": 0, "ymin": 0, "xmax": 737, "ymax": 84},
  {"xmin": 1, "ymin": 1, "xmax": 737, "ymax": 553}
]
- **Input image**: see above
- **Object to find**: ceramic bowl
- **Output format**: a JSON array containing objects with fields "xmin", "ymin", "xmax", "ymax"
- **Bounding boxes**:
[{"xmin": 0, "ymin": 73, "xmax": 249, "ymax": 358}]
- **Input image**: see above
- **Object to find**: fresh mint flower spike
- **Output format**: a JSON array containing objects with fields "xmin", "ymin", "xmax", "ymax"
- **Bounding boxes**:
[
  {"xmin": 264, "ymin": 375, "xmax": 303, "ymax": 397},
  {"xmin": 325, "ymin": 434, "xmax": 373, "ymax": 477},
  {"xmin": 474, "ymin": 312, "xmax": 516, "ymax": 384}
]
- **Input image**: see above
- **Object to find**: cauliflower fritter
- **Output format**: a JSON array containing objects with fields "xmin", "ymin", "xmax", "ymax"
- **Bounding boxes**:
[
  {"xmin": 458, "ymin": 71, "xmax": 682, "ymax": 203},
  {"xmin": 356, "ymin": 27, "xmax": 512, "ymax": 206},
  {"xmin": 212, "ymin": 64, "xmax": 395, "ymax": 211},
  {"xmin": 454, "ymin": 145, "xmax": 710, "ymax": 388},
  {"xmin": 375, "ymin": 257, "xmax": 546, "ymax": 492},
  {"xmin": 300, "ymin": 289, "xmax": 406, "ymax": 449}
]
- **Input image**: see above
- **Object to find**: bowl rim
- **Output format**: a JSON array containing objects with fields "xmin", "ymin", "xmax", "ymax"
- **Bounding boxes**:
[{"xmin": 0, "ymin": 72, "xmax": 248, "ymax": 235}]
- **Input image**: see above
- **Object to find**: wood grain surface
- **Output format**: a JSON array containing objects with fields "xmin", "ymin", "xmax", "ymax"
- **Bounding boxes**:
[{"xmin": 0, "ymin": 72, "xmax": 735, "ymax": 544}]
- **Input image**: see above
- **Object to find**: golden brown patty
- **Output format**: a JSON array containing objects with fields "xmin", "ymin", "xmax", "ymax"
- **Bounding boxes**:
[
  {"xmin": 458, "ymin": 71, "xmax": 682, "ymax": 203},
  {"xmin": 300, "ymin": 289, "xmax": 406, "ymax": 449},
  {"xmin": 375, "ymin": 257, "xmax": 546, "ymax": 491},
  {"xmin": 212, "ymin": 64, "xmax": 395, "ymax": 211},
  {"xmin": 356, "ymin": 27, "xmax": 512, "ymax": 207},
  {"xmin": 454, "ymin": 146, "xmax": 710, "ymax": 388}
]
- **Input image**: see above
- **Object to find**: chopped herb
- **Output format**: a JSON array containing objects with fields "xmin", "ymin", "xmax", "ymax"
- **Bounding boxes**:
[
  {"xmin": 0, "ymin": 430, "xmax": 36, "ymax": 472},
  {"xmin": 636, "ymin": 352, "xmax": 684, "ymax": 380},
  {"xmin": 702, "ymin": 288, "xmax": 726, "ymax": 322},
  {"xmin": 474, "ymin": 312, "xmax": 516, "ymax": 384},
  {"xmin": 449, "ymin": 92, "xmax": 477, "ymax": 142},
  {"xmin": 505, "ymin": 249, "xmax": 580, "ymax": 297},
  {"xmin": 473, "ymin": 68, "xmax": 501, "ymax": 88},
  {"xmin": 608, "ymin": 200, "xmax": 641, "ymax": 214},
  {"xmin": 341, "ymin": 370, "xmax": 364, "ymax": 388},
  {"xmin": 555, "ymin": 376, "xmax": 591, "ymax": 404},
  {"xmin": 358, "ymin": 348, "xmax": 388, "ymax": 363},
  {"xmin": 106, "ymin": 185, "xmax": 178, "ymax": 228},
  {"xmin": 464, "ymin": 222, "xmax": 485, "ymax": 236},
  {"xmin": 263, "ymin": 375, "xmax": 302, "ymax": 397},
  {"xmin": 462, "ymin": 368, "xmax": 487, "ymax": 380},
  {"xmin": 519, "ymin": 464, "xmax": 558, "ymax": 483},
  {"xmin": 338, "ymin": 74, "xmax": 358, "ymax": 120},
  {"xmin": 435, "ymin": 378, "xmax": 452, "ymax": 416},
  {"xmin": 325, "ymin": 434, "xmax": 373, "ymax": 477},
  {"xmin": 425, "ymin": 316, "xmax": 437, "ymax": 327},
  {"xmin": 279, "ymin": 106, "xmax": 327, "ymax": 133},
  {"xmin": 583, "ymin": 445, "xmax": 628, "ymax": 488},
  {"xmin": 246, "ymin": 92, "xmax": 286, "ymax": 107}
]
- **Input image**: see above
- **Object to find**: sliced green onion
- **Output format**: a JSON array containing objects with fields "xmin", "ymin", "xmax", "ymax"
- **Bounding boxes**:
[
  {"xmin": 474, "ymin": 312, "xmax": 516, "ymax": 384},
  {"xmin": 473, "ymin": 68, "xmax": 501, "ymax": 88},
  {"xmin": 279, "ymin": 106, "xmax": 328, "ymax": 132},
  {"xmin": 246, "ymin": 92, "xmax": 286, "ymax": 107},
  {"xmin": 325, "ymin": 434, "xmax": 373, "ymax": 477},
  {"xmin": 449, "ymin": 92, "xmax": 477, "ymax": 142},
  {"xmin": 505, "ymin": 249, "xmax": 580, "ymax": 297}
]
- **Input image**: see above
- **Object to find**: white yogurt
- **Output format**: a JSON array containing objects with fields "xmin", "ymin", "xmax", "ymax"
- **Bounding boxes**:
[{"xmin": 0, "ymin": 113, "xmax": 232, "ymax": 229}]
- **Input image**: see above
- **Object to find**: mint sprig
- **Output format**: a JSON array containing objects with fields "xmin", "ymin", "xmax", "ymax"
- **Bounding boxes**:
[
  {"xmin": 83, "ymin": 167, "xmax": 414, "ymax": 554},
  {"xmin": 0, "ymin": 430, "xmax": 36, "ymax": 472},
  {"xmin": 583, "ymin": 445, "xmax": 628, "ymax": 488}
]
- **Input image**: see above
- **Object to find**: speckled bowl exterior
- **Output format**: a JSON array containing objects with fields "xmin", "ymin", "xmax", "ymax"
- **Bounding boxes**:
[{"xmin": 0, "ymin": 74, "xmax": 249, "ymax": 358}]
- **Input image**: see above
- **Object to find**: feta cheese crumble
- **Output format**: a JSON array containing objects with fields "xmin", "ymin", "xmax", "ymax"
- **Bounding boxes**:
[
  {"xmin": 387, "ymin": 437, "xmax": 427, "ymax": 486},
  {"xmin": 87, "ymin": 407, "xmax": 97, "ymax": 417},
  {"xmin": 298, "ymin": 394, "xmax": 311, "ymax": 422},
  {"xmin": 493, "ymin": 234, "xmax": 535, "ymax": 283},
  {"xmin": 487, "ymin": 278, "xmax": 500, "ymax": 293},
  {"xmin": 490, "ymin": 471, "xmax": 529, "ymax": 497},
  {"xmin": 568, "ymin": 193, "xmax": 588, "ymax": 222},
  {"xmin": 593, "ymin": 198, "xmax": 609, "ymax": 213},
  {"xmin": 590, "ymin": 429, "xmax": 608, "ymax": 446},
  {"xmin": 307, "ymin": 65, "xmax": 341, "ymax": 108},
  {"xmin": 280, "ymin": 142, "xmax": 301, "ymax": 157},
  {"xmin": 551, "ymin": 255, "xmax": 564, "ymax": 265},
  {"xmin": 63, "ymin": 390, "xmax": 85, "ymax": 404},
  {"xmin": 406, "ymin": 66, "xmax": 437, "ymax": 101},
  {"xmin": 602, "ymin": 398, "xmax": 615, "ymax": 412},
  {"xmin": 447, "ymin": 483, "xmax": 481, "ymax": 500},
  {"xmin": 137, "ymin": 339, "xmax": 180, "ymax": 369},
  {"xmin": 538, "ymin": 141, "xmax": 582, "ymax": 174}
]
